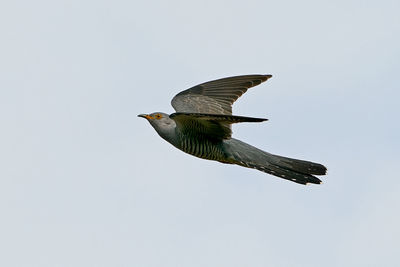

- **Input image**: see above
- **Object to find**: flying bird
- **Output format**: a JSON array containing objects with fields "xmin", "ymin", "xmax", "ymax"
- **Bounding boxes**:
[{"xmin": 138, "ymin": 74, "xmax": 327, "ymax": 184}]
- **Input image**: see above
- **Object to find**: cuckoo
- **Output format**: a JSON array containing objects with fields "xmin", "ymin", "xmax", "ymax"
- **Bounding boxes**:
[{"xmin": 138, "ymin": 74, "xmax": 327, "ymax": 185}]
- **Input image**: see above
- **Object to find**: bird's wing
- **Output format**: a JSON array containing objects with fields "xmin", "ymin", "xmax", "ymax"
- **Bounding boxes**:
[
  {"xmin": 170, "ymin": 113, "xmax": 267, "ymax": 140},
  {"xmin": 171, "ymin": 74, "xmax": 272, "ymax": 115}
]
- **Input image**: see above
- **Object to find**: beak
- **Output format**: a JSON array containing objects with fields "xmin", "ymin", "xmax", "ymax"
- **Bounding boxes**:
[{"xmin": 138, "ymin": 114, "xmax": 154, "ymax": 120}]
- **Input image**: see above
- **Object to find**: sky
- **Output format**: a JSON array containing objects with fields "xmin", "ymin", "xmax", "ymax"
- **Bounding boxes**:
[{"xmin": 1, "ymin": 0, "xmax": 399, "ymax": 266}]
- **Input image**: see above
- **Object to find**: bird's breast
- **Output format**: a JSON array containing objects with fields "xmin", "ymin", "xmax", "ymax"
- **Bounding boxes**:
[{"xmin": 178, "ymin": 135, "xmax": 226, "ymax": 161}]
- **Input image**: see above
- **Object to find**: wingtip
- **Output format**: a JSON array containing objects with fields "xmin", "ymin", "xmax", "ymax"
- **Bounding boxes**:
[{"xmin": 259, "ymin": 74, "xmax": 273, "ymax": 83}]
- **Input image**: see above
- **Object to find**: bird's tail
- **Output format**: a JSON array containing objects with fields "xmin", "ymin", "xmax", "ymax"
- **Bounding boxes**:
[{"xmin": 222, "ymin": 138, "xmax": 327, "ymax": 185}]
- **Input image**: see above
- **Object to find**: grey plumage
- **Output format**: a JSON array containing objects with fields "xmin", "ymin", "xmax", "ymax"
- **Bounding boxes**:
[{"xmin": 138, "ymin": 74, "xmax": 327, "ymax": 185}]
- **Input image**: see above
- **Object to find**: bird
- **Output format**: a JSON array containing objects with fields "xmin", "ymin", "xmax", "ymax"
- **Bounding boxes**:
[{"xmin": 138, "ymin": 74, "xmax": 327, "ymax": 185}]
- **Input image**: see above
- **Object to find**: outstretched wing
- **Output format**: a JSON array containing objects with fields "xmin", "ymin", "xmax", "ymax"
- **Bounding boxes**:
[
  {"xmin": 171, "ymin": 74, "xmax": 272, "ymax": 115},
  {"xmin": 170, "ymin": 113, "xmax": 267, "ymax": 140}
]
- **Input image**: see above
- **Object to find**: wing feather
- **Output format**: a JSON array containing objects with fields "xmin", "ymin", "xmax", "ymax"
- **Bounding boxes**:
[
  {"xmin": 171, "ymin": 74, "xmax": 272, "ymax": 114},
  {"xmin": 170, "ymin": 113, "xmax": 267, "ymax": 140}
]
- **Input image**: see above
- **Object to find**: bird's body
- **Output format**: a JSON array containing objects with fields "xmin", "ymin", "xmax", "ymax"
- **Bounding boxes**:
[
  {"xmin": 139, "ymin": 74, "xmax": 327, "ymax": 185},
  {"xmin": 177, "ymin": 131, "xmax": 226, "ymax": 162}
]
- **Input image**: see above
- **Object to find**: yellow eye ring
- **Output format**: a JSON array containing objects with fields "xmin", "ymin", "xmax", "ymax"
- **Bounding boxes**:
[{"xmin": 155, "ymin": 114, "xmax": 162, "ymax": 119}]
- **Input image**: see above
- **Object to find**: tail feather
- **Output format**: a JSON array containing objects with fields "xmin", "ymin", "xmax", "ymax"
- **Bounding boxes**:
[
  {"xmin": 268, "ymin": 154, "xmax": 327, "ymax": 176},
  {"xmin": 246, "ymin": 162, "xmax": 322, "ymax": 185},
  {"xmin": 223, "ymin": 138, "xmax": 327, "ymax": 185}
]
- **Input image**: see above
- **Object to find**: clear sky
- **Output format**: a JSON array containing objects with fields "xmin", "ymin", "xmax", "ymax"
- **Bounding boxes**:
[{"xmin": 1, "ymin": 0, "xmax": 399, "ymax": 266}]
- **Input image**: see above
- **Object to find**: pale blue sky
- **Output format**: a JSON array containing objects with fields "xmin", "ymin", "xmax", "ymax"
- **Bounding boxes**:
[{"xmin": 1, "ymin": 0, "xmax": 399, "ymax": 266}]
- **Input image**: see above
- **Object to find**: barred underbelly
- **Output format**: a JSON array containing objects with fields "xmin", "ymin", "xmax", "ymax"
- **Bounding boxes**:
[{"xmin": 180, "ymin": 137, "xmax": 224, "ymax": 161}]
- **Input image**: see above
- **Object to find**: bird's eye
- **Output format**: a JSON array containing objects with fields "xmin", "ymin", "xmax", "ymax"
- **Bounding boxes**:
[{"xmin": 155, "ymin": 114, "xmax": 162, "ymax": 119}]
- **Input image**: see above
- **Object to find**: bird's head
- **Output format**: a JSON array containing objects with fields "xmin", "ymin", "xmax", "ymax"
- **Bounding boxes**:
[{"xmin": 138, "ymin": 112, "xmax": 176, "ymax": 140}]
